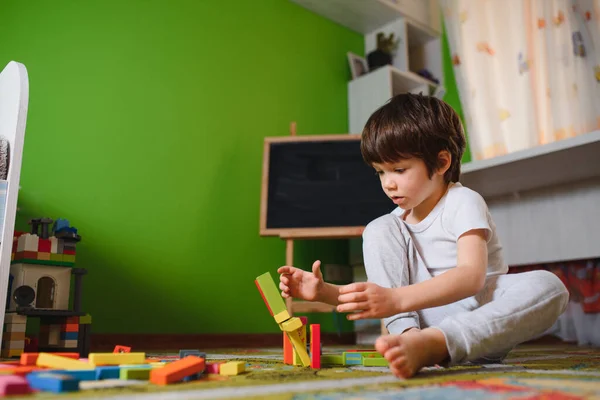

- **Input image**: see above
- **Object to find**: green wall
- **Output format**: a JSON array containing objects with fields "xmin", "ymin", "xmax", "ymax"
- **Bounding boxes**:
[{"xmin": 0, "ymin": 0, "xmax": 362, "ymax": 334}]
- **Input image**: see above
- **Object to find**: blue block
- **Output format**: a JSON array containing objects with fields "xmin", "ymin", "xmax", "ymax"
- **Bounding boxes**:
[
  {"xmin": 60, "ymin": 331, "xmax": 79, "ymax": 341},
  {"xmin": 46, "ymin": 370, "xmax": 96, "ymax": 381},
  {"xmin": 344, "ymin": 353, "xmax": 363, "ymax": 365},
  {"xmin": 182, "ymin": 371, "xmax": 204, "ymax": 382},
  {"xmin": 27, "ymin": 373, "xmax": 79, "ymax": 393},
  {"xmin": 179, "ymin": 350, "xmax": 206, "ymax": 359},
  {"xmin": 95, "ymin": 366, "xmax": 121, "ymax": 380}
]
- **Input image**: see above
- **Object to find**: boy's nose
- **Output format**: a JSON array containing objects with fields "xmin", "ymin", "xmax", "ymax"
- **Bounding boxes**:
[{"xmin": 383, "ymin": 176, "xmax": 397, "ymax": 190}]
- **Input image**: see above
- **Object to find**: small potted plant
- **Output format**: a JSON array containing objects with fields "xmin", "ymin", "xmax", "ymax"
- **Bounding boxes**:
[{"xmin": 367, "ymin": 32, "xmax": 399, "ymax": 70}]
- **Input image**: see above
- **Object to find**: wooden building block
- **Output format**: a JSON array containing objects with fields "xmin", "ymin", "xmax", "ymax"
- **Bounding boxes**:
[
  {"xmin": 36, "ymin": 353, "xmax": 92, "ymax": 370},
  {"xmin": 120, "ymin": 367, "xmax": 151, "ymax": 380},
  {"xmin": 280, "ymin": 317, "xmax": 302, "ymax": 332},
  {"xmin": 255, "ymin": 272, "xmax": 287, "ymax": 317},
  {"xmin": 219, "ymin": 361, "xmax": 245, "ymax": 376},
  {"xmin": 113, "ymin": 345, "xmax": 131, "ymax": 353},
  {"xmin": 320, "ymin": 354, "xmax": 345, "ymax": 365},
  {"xmin": 26, "ymin": 372, "xmax": 79, "ymax": 393},
  {"xmin": 283, "ymin": 332, "xmax": 293, "ymax": 365},
  {"xmin": 293, "ymin": 322, "xmax": 307, "ymax": 366},
  {"xmin": 310, "ymin": 324, "xmax": 321, "ymax": 369},
  {"xmin": 363, "ymin": 357, "xmax": 389, "ymax": 367},
  {"xmin": 0, "ymin": 375, "xmax": 31, "ymax": 396},
  {"xmin": 149, "ymin": 356, "xmax": 205, "ymax": 385},
  {"xmin": 89, "ymin": 353, "xmax": 146, "ymax": 366},
  {"xmin": 285, "ymin": 329, "xmax": 310, "ymax": 367}
]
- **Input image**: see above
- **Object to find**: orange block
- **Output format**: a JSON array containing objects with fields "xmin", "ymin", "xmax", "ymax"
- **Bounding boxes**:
[
  {"xmin": 20, "ymin": 352, "xmax": 79, "ymax": 366},
  {"xmin": 3, "ymin": 366, "xmax": 46, "ymax": 376},
  {"xmin": 113, "ymin": 345, "xmax": 131, "ymax": 353},
  {"xmin": 149, "ymin": 356, "xmax": 205, "ymax": 385},
  {"xmin": 63, "ymin": 323, "xmax": 79, "ymax": 333}
]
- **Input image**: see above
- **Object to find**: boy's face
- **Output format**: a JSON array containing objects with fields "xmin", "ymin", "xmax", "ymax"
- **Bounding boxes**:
[{"xmin": 372, "ymin": 157, "xmax": 443, "ymax": 210}]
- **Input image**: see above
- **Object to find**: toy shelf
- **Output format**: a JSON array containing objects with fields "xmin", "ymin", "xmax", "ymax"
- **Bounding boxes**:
[
  {"xmin": 460, "ymin": 130, "xmax": 600, "ymax": 199},
  {"xmin": 289, "ymin": 0, "xmax": 441, "ymax": 36}
]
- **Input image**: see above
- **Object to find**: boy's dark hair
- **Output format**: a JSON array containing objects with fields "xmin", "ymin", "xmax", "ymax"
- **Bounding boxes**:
[{"xmin": 360, "ymin": 93, "xmax": 466, "ymax": 183}]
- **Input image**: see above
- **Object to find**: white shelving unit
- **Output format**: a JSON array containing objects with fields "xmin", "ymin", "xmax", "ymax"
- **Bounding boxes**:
[
  {"xmin": 291, "ymin": 0, "xmax": 443, "ymax": 134},
  {"xmin": 461, "ymin": 130, "xmax": 600, "ymax": 199}
]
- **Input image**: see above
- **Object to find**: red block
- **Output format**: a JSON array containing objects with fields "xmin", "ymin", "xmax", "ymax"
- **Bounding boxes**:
[
  {"xmin": 205, "ymin": 362, "xmax": 222, "ymax": 374},
  {"xmin": 63, "ymin": 249, "xmax": 76, "ymax": 255},
  {"xmin": 0, "ymin": 375, "xmax": 31, "ymax": 396},
  {"xmin": 283, "ymin": 332, "xmax": 293, "ymax": 365},
  {"xmin": 310, "ymin": 324, "xmax": 321, "ymax": 369},
  {"xmin": 38, "ymin": 239, "xmax": 51, "ymax": 253}
]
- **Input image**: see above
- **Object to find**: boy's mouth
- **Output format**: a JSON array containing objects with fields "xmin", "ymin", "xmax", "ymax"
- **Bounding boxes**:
[{"xmin": 391, "ymin": 196, "xmax": 405, "ymax": 204}]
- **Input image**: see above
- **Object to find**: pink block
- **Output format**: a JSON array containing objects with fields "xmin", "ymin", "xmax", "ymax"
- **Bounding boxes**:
[
  {"xmin": 0, "ymin": 375, "xmax": 31, "ymax": 396},
  {"xmin": 206, "ymin": 362, "xmax": 222, "ymax": 374}
]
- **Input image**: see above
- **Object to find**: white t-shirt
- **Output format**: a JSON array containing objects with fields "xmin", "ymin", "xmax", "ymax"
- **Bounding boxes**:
[{"xmin": 391, "ymin": 182, "xmax": 507, "ymax": 277}]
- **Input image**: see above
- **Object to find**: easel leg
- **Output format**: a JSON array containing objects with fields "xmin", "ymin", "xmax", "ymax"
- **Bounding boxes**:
[{"xmin": 285, "ymin": 239, "xmax": 294, "ymax": 314}]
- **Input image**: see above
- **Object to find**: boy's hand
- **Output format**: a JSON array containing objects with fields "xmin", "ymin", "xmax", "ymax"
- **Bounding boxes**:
[
  {"xmin": 336, "ymin": 282, "xmax": 398, "ymax": 320},
  {"xmin": 278, "ymin": 260, "xmax": 324, "ymax": 302}
]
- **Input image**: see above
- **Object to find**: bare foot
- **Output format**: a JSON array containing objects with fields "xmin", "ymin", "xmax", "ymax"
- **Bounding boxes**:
[{"xmin": 375, "ymin": 328, "xmax": 449, "ymax": 379}]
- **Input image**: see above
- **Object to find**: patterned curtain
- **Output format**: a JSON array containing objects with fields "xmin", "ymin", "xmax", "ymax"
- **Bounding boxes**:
[{"xmin": 441, "ymin": 0, "xmax": 600, "ymax": 161}]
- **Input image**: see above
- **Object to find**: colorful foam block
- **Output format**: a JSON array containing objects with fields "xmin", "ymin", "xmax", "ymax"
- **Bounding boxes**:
[
  {"xmin": 120, "ymin": 367, "xmax": 151, "ymax": 380},
  {"xmin": 95, "ymin": 366, "xmax": 121, "ymax": 380},
  {"xmin": 363, "ymin": 357, "xmax": 389, "ymax": 367},
  {"xmin": 0, "ymin": 375, "xmax": 31, "ymax": 396},
  {"xmin": 26, "ymin": 372, "xmax": 79, "ymax": 393},
  {"xmin": 310, "ymin": 324, "xmax": 321, "ymax": 369},
  {"xmin": 205, "ymin": 362, "xmax": 222, "ymax": 374},
  {"xmin": 89, "ymin": 353, "xmax": 146, "ymax": 366},
  {"xmin": 320, "ymin": 354, "xmax": 345, "ymax": 365},
  {"xmin": 219, "ymin": 361, "xmax": 245, "ymax": 376},
  {"xmin": 255, "ymin": 272, "xmax": 288, "ymax": 317},
  {"xmin": 113, "ymin": 345, "xmax": 131, "ymax": 353},
  {"xmin": 36, "ymin": 353, "xmax": 92, "ymax": 370},
  {"xmin": 149, "ymin": 356, "xmax": 205, "ymax": 385}
]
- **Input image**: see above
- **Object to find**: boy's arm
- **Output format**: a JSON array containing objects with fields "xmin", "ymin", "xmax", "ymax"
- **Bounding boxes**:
[
  {"xmin": 337, "ymin": 229, "xmax": 488, "ymax": 319},
  {"xmin": 317, "ymin": 282, "xmax": 343, "ymax": 306},
  {"xmin": 396, "ymin": 229, "xmax": 488, "ymax": 312}
]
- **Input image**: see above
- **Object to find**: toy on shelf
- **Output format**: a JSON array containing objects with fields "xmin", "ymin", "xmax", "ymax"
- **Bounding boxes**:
[{"xmin": 2, "ymin": 217, "xmax": 91, "ymax": 359}]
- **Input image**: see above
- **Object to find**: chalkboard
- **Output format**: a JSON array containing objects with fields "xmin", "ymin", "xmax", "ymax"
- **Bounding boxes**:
[{"xmin": 260, "ymin": 135, "xmax": 394, "ymax": 238}]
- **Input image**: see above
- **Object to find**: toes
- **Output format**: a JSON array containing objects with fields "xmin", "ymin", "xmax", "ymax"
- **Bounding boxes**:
[{"xmin": 375, "ymin": 334, "xmax": 402, "ymax": 355}]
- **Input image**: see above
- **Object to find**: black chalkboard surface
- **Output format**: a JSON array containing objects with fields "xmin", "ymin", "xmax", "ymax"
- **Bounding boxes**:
[{"xmin": 260, "ymin": 135, "xmax": 394, "ymax": 238}]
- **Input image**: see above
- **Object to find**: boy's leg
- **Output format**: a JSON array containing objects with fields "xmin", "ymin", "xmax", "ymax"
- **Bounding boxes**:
[
  {"xmin": 432, "ymin": 270, "xmax": 569, "ymax": 366},
  {"xmin": 362, "ymin": 214, "xmax": 432, "ymax": 334}
]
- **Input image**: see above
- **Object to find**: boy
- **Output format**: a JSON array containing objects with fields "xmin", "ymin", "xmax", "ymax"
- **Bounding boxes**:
[{"xmin": 278, "ymin": 93, "xmax": 569, "ymax": 379}]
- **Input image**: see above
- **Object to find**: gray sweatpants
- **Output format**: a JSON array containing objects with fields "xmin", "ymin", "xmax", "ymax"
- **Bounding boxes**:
[{"xmin": 362, "ymin": 214, "xmax": 570, "ymax": 366}]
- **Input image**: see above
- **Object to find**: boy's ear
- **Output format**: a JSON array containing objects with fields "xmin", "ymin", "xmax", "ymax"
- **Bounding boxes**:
[{"xmin": 436, "ymin": 150, "xmax": 452, "ymax": 176}]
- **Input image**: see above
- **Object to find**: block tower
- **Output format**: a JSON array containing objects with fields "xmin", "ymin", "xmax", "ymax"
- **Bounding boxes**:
[{"xmin": 2, "ymin": 217, "xmax": 91, "ymax": 358}]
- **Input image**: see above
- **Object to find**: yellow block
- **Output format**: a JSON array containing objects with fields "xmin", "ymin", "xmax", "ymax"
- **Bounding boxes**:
[
  {"xmin": 293, "ymin": 323, "xmax": 307, "ymax": 366},
  {"xmin": 273, "ymin": 310, "xmax": 291, "ymax": 324},
  {"xmin": 219, "ymin": 361, "xmax": 245, "ymax": 376},
  {"xmin": 286, "ymin": 329, "xmax": 310, "ymax": 367},
  {"xmin": 36, "ymin": 353, "xmax": 92, "ymax": 370},
  {"xmin": 89, "ymin": 352, "xmax": 146, "ymax": 366},
  {"xmin": 279, "ymin": 317, "xmax": 302, "ymax": 332}
]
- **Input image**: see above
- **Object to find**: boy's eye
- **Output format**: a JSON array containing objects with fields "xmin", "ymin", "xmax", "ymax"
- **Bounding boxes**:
[
  {"xmin": 394, "ymin": 169, "xmax": 405, "ymax": 173},
  {"xmin": 375, "ymin": 170, "xmax": 383, "ymax": 176}
]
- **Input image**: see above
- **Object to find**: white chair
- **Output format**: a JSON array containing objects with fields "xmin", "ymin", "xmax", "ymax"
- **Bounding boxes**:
[{"xmin": 0, "ymin": 61, "xmax": 29, "ymax": 346}]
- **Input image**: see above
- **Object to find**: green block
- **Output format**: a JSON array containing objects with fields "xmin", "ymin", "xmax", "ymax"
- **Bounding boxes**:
[
  {"xmin": 357, "ymin": 352, "xmax": 382, "ymax": 358},
  {"xmin": 62, "ymin": 254, "xmax": 76, "ymax": 263},
  {"xmin": 50, "ymin": 253, "xmax": 63, "ymax": 261},
  {"xmin": 11, "ymin": 258, "xmax": 74, "ymax": 267},
  {"xmin": 80, "ymin": 314, "xmax": 92, "ymax": 324},
  {"xmin": 320, "ymin": 354, "xmax": 345, "ymax": 365},
  {"xmin": 363, "ymin": 357, "xmax": 389, "ymax": 367},
  {"xmin": 255, "ymin": 272, "xmax": 286, "ymax": 317},
  {"xmin": 120, "ymin": 366, "xmax": 151, "ymax": 380}
]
